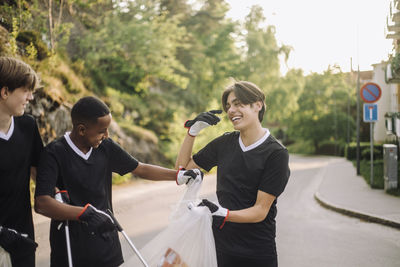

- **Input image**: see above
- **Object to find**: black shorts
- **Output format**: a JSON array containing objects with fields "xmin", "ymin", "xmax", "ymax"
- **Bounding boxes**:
[{"xmin": 216, "ymin": 250, "xmax": 277, "ymax": 267}]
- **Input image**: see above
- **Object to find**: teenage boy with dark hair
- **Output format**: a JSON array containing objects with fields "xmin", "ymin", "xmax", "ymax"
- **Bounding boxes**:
[
  {"xmin": 0, "ymin": 57, "xmax": 43, "ymax": 266},
  {"xmin": 176, "ymin": 81, "xmax": 290, "ymax": 267},
  {"xmin": 34, "ymin": 96, "xmax": 202, "ymax": 267}
]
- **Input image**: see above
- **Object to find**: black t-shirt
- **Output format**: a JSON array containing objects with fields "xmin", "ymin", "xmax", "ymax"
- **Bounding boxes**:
[
  {"xmin": 193, "ymin": 131, "xmax": 290, "ymax": 259},
  {"xmin": 0, "ymin": 115, "xmax": 43, "ymax": 240},
  {"xmin": 35, "ymin": 136, "xmax": 139, "ymax": 267}
]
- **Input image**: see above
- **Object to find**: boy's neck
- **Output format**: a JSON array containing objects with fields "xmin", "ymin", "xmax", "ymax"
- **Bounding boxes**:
[
  {"xmin": 0, "ymin": 110, "xmax": 12, "ymax": 134},
  {"xmin": 69, "ymin": 130, "xmax": 91, "ymax": 154},
  {"xmin": 239, "ymin": 123, "xmax": 265, "ymax": 147}
]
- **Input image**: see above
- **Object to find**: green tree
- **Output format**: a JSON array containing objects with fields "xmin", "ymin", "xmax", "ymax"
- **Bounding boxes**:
[
  {"xmin": 271, "ymin": 68, "xmax": 305, "ymax": 121},
  {"xmin": 233, "ymin": 5, "xmax": 292, "ymax": 124},
  {"xmin": 161, "ymin": 0, "xmax": 240, "ymax": 112},
  {"xmin": 78, "ymin": 0, "xmax": 188, "ymax": 94},
  {"xmin": 239, "ymin": 6, "xmax": 291, "ymax": 82},
  {"xmin": 287, "ymin": 67, "xmax": 355, "ymax": 152}
]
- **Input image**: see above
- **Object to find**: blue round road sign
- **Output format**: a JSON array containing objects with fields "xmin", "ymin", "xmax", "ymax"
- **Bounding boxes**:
[{"xmin": 360, "ymin": 82, "xmax": 381, "ymax": 103}]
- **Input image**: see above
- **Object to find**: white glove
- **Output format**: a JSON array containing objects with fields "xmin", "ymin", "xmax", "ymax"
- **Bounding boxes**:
[
  {"xmin": 184, "ymin": 110, "xmax": 222, "ymax": 136},
  {"xmin": 198, "ymin": 199, "xmax": 229, "ymax": 229},
  {"xmin": 176, "ymin": 168, "xmax": 203, "ymax": 185}
]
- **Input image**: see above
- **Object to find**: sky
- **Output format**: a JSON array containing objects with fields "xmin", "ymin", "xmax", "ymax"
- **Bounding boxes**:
[{"xmin": 225, "ymin": 0, "xmax": 393, "ymax": 74}]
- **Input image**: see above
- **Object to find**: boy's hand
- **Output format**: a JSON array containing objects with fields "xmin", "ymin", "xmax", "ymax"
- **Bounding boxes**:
[
  {"xmin": 184, "ymin": 110, "xmax": 222, "ymax": 136},
  {"xmin": 176, "ymin": 168, "xmax": 203, "ymax": 185},
  {"xmin": 0, "ymin": 226, "xmax": 38, "ymax": 256},
  {"xmin": 198, "ymin": 199, "xmax": 229, "ymax": 229},
  {"xmin": 78, "ymin": 204, "xmax": 116, "ymax": 235}
]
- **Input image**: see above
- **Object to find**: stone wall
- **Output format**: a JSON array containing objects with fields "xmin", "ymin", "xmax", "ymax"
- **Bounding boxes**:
[{"xmin": 26, "ymin": 88, "xmax": 167, "ymax": 165}]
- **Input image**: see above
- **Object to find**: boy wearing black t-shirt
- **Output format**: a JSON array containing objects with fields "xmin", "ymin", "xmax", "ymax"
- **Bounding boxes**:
[
  {"xmin": 34, "ymin": 96, "xmax": 201, "ymax": 267},
  {"xmin": 0, "ymin": 57, "xmax": 43, "ymax": 267},
  {"xmin": 176, "ymin": 81, "xmax": 290, "ymax": 267}
]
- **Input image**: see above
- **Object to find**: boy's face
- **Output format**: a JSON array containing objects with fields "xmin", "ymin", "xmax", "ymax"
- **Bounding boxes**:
[
  {"xmin": 81, "ymin": 114, "xmax": 111, "ymax": 148},
  {"xmin": 225, "ymin": 92, "xmax": 261, "ymax": 131},
  {"xmin": 0, "ymin": 86, "xmax": 34, "ymax": 116}
]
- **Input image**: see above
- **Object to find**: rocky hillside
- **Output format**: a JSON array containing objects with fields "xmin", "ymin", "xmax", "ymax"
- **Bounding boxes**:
[
  {"xmin": 26, "ymin": 86, "xmax": 167, "ymax": 165},
  {"xmin": 0, "ymin": 24, "xmax": 167, "ymax": 166}
]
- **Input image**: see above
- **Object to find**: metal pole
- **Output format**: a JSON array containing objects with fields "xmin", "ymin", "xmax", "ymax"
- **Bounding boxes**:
[
  {"xmin": 356, "ymin": 65, "xmax": 361, "ymax": 175},
  {"xmin": 347, "ymin": 96, "xmax": 350, "ymax": 144},
  {"xmin": 120, "ymin": 230, "xmax": 149, "ymax": 267},
  {"xmin": 334, "ymin": 96, "xmax": 338, "ymax": 155},
  {"xmin": 107, "ymin": 210, "xmax": 149, "ymax": 267},
  {"xmin": 370, "ymin": 122, "xmax": 374, "ymax": 187},
  {"xmin": 65, "ymin": 222, "xmax": 73, "ymax": 267},
  {"xmin": 348, "ymin": 57, "xmax": 353, "ymax": 145},
  {"xmin": 55, "ymin": 193, "xmax": 73, "ymax": 267}
]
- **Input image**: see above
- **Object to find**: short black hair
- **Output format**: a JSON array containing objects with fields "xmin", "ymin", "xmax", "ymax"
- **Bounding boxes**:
[{"xmin": 71, "ymin": 96, "xmax": 110, "ymax": 125}]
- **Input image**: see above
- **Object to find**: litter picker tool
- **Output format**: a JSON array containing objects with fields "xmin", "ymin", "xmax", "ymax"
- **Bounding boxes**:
[
  {"xmin": 55, "ymin": 191, "xmax": 73, "ymax": 267},
  {"xmin": 107, "ymin": 209, "xmax": 149, "ymax": 267}
]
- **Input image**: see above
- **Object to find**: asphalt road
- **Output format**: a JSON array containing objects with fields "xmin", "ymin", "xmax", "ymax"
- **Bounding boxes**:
[
  {"xmin": 276, "ymin": 155, "xmax": 400, "ymax": 267},
  {"xmin": 34, "ymin": 155, "xmax": 400, "ymax": 266}
]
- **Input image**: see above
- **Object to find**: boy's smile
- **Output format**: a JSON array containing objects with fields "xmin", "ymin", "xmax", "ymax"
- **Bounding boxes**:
[
  {"xmin": 71, "ymin": 114, "xmax": 112, "ymax": 154},
  {"xmin": 84, "ymin": 114, "xmax": 111, "ymax": 148},
  {"xmin": 1, "ymin": 86, "xmax": 34, "ymax": 117},
  {"xmin": 226, "ymin": 92, "xmax": 261, "ymax": 131}
]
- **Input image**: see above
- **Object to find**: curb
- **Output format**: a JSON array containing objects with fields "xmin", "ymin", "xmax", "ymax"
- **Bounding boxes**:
[{"xmin": 314, "ymin": 191, "xmax": 400, "ymax": 230}]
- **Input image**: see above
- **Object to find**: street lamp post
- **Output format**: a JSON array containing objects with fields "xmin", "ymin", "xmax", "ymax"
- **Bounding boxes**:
[{"xmin": 356, "ymin": 65, "xmax": 361, "ymax": 175}]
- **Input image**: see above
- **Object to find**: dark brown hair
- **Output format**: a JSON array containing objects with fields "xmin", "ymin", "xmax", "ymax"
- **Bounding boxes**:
[
  {"xmin": 222, "ymin": 81, "xmax": 266, "ymax": 122},
  {"xmin": 0, "ymin": 57, "xmax": 39, "ymax": 92}
]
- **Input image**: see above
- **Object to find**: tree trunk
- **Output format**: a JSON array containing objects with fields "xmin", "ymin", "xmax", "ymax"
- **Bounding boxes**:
[
  {"xmin": 57, "ymin": 0, "xmax": 64, "ymax": 30},
  {"xmin": 314, "ymin": 140, "xmax": 319, "ymax": 154},
  {"xmin": 48, "ymin": 0, "xmax": 54, "ymax": 51}
]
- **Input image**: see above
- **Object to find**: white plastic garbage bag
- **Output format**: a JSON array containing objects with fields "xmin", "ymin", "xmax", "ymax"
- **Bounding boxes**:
[
  {"xmin": 125, "ymin": 178, "xmax": 217, "ymax": 267},
  {"xmin": 0, "ymin": 246, "xmax": 11, "ymax": 267}
]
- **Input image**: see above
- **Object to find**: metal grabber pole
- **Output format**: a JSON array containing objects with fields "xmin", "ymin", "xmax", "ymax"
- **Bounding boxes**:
[
  {"xmin": 55, "ymin": 192, "xmax": 73, "ymax": 267},
  {"xmin": 107, "ymin": 209, "xmax": 149, "ymax": 267}
]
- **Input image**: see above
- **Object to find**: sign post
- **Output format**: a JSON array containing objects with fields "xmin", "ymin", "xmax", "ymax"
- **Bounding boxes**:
[{"xmin": 360, "ymin": 83, "xmax": 381, "ymax": 187}]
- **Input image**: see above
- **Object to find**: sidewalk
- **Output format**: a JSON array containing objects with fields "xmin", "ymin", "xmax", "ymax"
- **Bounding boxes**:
[{"xmin": 314, "ymin": 157, "xmax": 400, "ymax": 230}]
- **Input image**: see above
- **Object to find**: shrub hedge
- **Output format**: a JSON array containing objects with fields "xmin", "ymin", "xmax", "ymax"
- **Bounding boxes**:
[
  {"xmin": 316, "ymin": 141, "xmax": 346, "ymax": 156},
  {"xmin": 345, "ymin": 142, "xmax": 383, "ymax": 160}
]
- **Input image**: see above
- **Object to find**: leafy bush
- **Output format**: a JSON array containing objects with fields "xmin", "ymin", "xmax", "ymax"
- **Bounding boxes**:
[
  {"xmin": 359, "ymin": 159, "xmax": 384, "ymax": 189},
  {"xmin": 17, "ymin": 30, "xmax": 49, "ymax": 60},
  {"xmin": 353, "ymin": 159, "xmax": 400, "ymax": 197},
  {"xmin": 345, "ymin": 142, "xmax": 383, "ymax": 160},
  {"xmin": 112, "ymin": 173, "xmax": 133, "ymax": 185},
  {"xmin": 286, "ymin": 139, "xmax": 315, "ymax": 155},
  {"xmin": 53, "ymin": 61, "xmax": 86, "ymax": 94},
  {"xmin": 361, "ymin": 147, "xmax": 382, "ymax": 160},
  {"xmin": 118, "ymin": 121, "xmax": 158, "ymax": 144},
  {"xmin": 315, "ymin": 140, "xmax": 346, "ymax": 156}
]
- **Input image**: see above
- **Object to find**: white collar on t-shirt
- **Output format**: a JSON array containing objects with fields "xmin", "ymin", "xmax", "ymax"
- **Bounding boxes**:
[
  {"xmin": 64, "ymin": 132, "xmax": 92, "ymax": 160},
  {"xmin": 239, "ymin": 128, "xmax": 270, "ymax": 152},
  {"xmin": 0, "ymin": 116, "xmax": 14, "ymax": 141}
]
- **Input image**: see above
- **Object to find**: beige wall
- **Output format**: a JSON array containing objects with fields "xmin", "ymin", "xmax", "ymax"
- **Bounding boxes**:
[{"xmin": 372, "ymin": 62, "xmax": 398, "ymax": 142}]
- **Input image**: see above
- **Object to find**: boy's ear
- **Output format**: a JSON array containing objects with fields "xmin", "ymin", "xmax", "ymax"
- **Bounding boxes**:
[
  {"xmin": 77, "ymin": 124, "xmax": 86, "ymax": 136},
  {"xmin": 254, "ymin": 101, "xmax": 262, "ymax": 111},
  {"xmin": 0, "ymin": 87, "xmax": 9, "ymax": 99}
]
